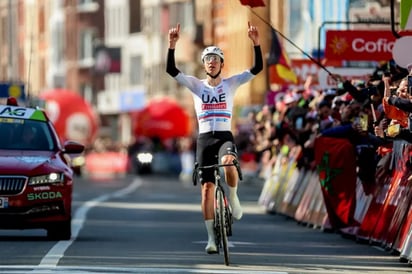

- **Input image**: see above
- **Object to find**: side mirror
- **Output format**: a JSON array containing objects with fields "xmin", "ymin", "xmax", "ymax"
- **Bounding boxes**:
[{"xmin": 63, "ymin": 141, "xmax": 85, "ymax": 154}]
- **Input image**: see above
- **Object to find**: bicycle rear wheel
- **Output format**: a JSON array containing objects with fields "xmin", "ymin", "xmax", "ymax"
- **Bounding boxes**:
[{"xmin": 217, "ymin": 188, "xmax": 230, "ymax": 265}]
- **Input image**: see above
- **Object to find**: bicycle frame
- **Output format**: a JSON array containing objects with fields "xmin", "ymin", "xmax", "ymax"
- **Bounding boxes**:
[
  {"xmin": 214, "ymin": 168, "xmax": 231, "ymax": 265},
  {"xmin": 194, "ymin": 160, "xmax": 242, "ymax": 266}
]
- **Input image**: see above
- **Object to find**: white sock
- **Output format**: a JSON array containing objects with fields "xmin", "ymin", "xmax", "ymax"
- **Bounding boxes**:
[
  {"xmin": 204, "ymin": 219, "xmax": 215, "ymax": 243},
  {"xmin": 228, "ymin": 185, "xmax": 243, "ymax": 220},
  {"xmin": 228, "ymin": 186, "xmax": 238, "ymax": 200}
]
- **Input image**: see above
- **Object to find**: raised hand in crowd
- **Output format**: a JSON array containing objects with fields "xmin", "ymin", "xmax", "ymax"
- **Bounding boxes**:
[
  {"xmin": 374, "ymin": 125, "xmax": 385, "ymax": 138},
  {"xmin": 382, "ymin": 73, "xmax": 392, "ymax": 98}
]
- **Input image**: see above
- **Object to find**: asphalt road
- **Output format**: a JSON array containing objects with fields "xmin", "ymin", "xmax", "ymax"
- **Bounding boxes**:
[{"xmin": 0, "ymin": 173, "xmax": 410, "ymax": 274}]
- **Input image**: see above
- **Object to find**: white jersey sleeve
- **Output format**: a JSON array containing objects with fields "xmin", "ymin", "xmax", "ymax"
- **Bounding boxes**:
[{"xmin": 175, "ymin": 70, "xmax": 255, "ymax": 134}]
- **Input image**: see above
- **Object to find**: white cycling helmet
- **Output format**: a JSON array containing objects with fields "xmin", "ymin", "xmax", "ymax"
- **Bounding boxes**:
[{"xmin": 201, "ymin": 46, "xmax": 224, "ymax": 62}]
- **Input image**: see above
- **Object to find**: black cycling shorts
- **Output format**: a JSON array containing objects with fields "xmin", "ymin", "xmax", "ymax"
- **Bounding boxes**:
[{"xmin": 195, "ymin": 131, "xmax": 237, "ymax": 184}]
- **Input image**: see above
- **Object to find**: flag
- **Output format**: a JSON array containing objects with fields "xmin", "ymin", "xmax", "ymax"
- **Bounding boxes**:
[
  {"xmin": 268, "ymin": 28, "xmax": 298, "ymax": 85},
  {"xmin": 314, "ymin": 136, "xmax": 358, "ymax": 229},
  {"xmin": 400, "ymin": 0, "xmax": 412, "ymax": 30},
  {"xmin": 94, "ymin": 45, "xmax": 122, "ymax": 74},
  {"xmin": 239, "ymin": 0, "xmax": 265, "ymax": 7}
]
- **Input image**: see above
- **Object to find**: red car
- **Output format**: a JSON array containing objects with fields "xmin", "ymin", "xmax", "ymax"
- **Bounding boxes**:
[{"xmin": 0, "ymin": 104, "xmax": 84, "ymax": 240}]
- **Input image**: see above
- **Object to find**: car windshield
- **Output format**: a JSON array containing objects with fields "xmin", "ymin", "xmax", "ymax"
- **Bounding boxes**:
[{"xmin": 0, "ymin": 118, "xmax": 56, "ymax": 151}]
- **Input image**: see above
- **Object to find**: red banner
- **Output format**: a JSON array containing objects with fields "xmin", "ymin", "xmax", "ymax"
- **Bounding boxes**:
[
  {"xmin": 396, "ymin": 204, "xmax": 412, "ymax": 253},
  {"xmin": 85, "ymin": 151, "xmax": 128, "ymax": 177},
  {"xmin": 370, "ymin": 169, "xmax": 404, "ymax": 244},
  {"xmin": 384, "ymin": 175, "xmax": 412, "ymax": 249},
  {"xmin": 356, "ymin": 176, "xmax": 391, "ymax": 242},
  {"xmin": 325, "ymin": 30, "xmax": 396, "ymax": 61}
]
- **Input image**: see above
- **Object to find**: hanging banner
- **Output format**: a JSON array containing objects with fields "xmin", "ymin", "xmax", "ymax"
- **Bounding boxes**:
[{"xmin": 325, "ymin": 30, "xmax": 396, "ymax": 61}]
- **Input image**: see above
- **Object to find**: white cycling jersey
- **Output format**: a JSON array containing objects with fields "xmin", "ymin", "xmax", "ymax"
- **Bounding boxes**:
[{"xmin": 175, "ymin": 70, "xmax": 255, "ymax": 134}]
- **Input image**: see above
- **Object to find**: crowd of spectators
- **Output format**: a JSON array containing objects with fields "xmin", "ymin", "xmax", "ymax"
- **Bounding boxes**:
[{"xmin": 235, "ymin": 61, "xmax": 412, "ymax": 194}]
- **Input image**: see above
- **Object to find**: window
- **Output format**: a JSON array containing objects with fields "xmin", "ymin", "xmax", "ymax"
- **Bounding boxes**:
[
  {"xmin": 80, "ymin": 83, "xmax": 93, "ymax": 104},
  {"xmin": 50, "ymin": 16, "xmax": 65, "ymax": 65},
  {"xmin": 0, "ymin": 120, "xmax": 55, "ymax": 151},
  {"xmin": 78, "ymin": 0, "xmax": 95, "ymax": 4},
  {"xmin": 142, "ymin": 6, "xmax": 160, "ymax": 33},
  {"xmin": 78, "ymin": 28, "xmax": 97, "ymax": 64},
  {"xmin": 168, "ymin": 2, "xmax": 194, "ymax": 32},
  {"xmin": 130, "ymin": 55, "xmax": 143, "ymax": 85},
  {"xmin": 129, "ymin": 0, "xmax": 141, "ymax": 33},
  {"xmin": 77, "ymin": 0, "xmax": 99, "ymax": 13}
]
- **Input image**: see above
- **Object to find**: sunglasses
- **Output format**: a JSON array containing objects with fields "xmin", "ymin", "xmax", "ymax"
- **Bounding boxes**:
[{"xmin": 203, "ymin": 54, "xmax": 221, "ymax": 63}]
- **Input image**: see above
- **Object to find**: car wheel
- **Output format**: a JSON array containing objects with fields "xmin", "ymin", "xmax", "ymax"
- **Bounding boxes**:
[{"xmin": 47, "ymin": 221, "xmax": 72, "ymax": 240}]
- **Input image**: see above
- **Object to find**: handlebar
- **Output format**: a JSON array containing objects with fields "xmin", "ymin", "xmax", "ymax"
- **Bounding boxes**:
[{"xmin": 192, "ymin": 159, "xmax": 243, "ymax": 186}]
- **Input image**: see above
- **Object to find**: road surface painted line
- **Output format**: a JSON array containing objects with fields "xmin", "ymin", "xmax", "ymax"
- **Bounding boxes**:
[
  {"xmin": 35, "ymin": 179, "xmax": 143, "ymax": 269},
  {"xmin": 2, "ymin": 266, "xmax": 288, "ymax": 274},
  {"xmin": 193, "ymin": 240, "xmax": 258, "ymax": 248}
]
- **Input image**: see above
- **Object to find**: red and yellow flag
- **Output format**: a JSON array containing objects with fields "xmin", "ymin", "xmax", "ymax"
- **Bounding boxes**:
[{"xmin": 268, "ymin": 28, "xmax": 298, "ymax": 86}]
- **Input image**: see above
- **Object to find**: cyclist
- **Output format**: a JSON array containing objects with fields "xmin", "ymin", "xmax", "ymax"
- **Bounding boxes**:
[{"xmin": 166, "ymin": 22, "xmax": 262, "ymax": 254}]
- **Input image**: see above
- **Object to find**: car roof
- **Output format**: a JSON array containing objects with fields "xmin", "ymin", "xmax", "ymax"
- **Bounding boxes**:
[{"xmin": 0, "ymin": 105, "xmax": 48, "ymax": 122}]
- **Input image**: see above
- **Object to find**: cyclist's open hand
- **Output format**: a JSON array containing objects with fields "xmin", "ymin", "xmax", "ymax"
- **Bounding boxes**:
[
  {"xmin": 169, "ymin": 23, "xmax": 180, "ymax": 48},
  {"xmin": 247, "ymin": 21, "xmax": 259, "ymax": 46}
]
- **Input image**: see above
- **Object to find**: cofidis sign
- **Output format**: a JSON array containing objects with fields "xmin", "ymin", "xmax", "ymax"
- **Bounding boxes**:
[{"xmin": 324, "ymin": 30, "xmax": 404, "ymax": 62}]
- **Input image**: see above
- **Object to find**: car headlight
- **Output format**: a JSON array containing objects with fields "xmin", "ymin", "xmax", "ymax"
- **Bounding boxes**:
[
  {"xmin": 136, "ymin": 153, "xmax": 153, "ymax": 164},
  {"xmin": 72, "ymin": 156, "xmax": 85, "ymax": 167},
  {"xmin": 29, "ymin": 173, "xmax": 64, "ymax": 185}
]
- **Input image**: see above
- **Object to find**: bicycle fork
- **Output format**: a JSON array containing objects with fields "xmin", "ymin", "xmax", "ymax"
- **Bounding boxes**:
[{"xmin": 214, "ymin": 186, "xmax": 233, "ymax": 239}]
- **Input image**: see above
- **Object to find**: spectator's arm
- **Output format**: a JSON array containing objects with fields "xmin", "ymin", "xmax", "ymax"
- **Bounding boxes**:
[
  {"xmin": 387, "ymin": 96, "xmax": 412, "ymax": 112},
  {"xmin": 342, "ymin": 80, "xmax": 368, "ymax": 102},
  {"xmin": 320, "ymin": 124, "xmax": 354, "ymax": 138}
]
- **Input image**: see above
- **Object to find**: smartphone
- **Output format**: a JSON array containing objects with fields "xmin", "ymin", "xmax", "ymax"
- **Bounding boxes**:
[
  {"xmin": 387, "ymin": 123, "xmax": 400, "ymax": 137},
  {"xmin": 359, "ymin": 113, "xmax": 368, "ymax": 131},
  {"xmin": 408, "ymin": 75, "xmax": 412, "ymax": 95}
]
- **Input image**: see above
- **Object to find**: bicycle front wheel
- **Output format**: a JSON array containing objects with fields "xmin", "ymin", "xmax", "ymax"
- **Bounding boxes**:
[{"xmin": 217, "ymin": 188, "xmax": 230, "ymax": 266}]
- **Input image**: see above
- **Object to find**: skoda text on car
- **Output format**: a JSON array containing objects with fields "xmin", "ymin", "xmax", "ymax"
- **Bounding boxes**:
[{"xmin": 0, "ymin": 104, "xmax": 84, "ymax": 240}]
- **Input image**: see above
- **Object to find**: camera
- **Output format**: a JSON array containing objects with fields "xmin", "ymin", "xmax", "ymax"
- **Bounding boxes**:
[
  {"xmin": 360, "ymin": 86, "xmax": 378, "ymax": 96},
  {"xmin": 409, "ymin": 113, "xmax": 412, "ymax": 133},
  {"xmin": 390, "ymin": 87, "xmax": 397, "ymax": 96},
  {"xmin": 408, "ymin": 75, "xmax": 412, "ymax": 95}
]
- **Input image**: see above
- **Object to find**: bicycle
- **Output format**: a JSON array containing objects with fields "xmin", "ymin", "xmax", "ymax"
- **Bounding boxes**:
[{"xmin": 193, "ymin": 159, "xmax": 243, "ymax": 266}]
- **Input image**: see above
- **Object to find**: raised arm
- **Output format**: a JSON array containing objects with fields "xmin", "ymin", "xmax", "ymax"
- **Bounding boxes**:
[
  {"xmin": 166, "ymin": 23, "xmax": 181, "ymax": 77},
  {"xmin": 247, "ymin": 22, "xmax": 263, "ymax": 75},
  {"xmin": 382, "ymin": 74, "xmax": 391, "ymax": 98}
]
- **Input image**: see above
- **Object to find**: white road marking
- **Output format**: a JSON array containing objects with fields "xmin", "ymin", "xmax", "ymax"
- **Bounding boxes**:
[
  {"xmin": 2, "ymin": 265, "xmax": 288, "ymax": 274},
  {"xmin": 35, "ymin": 179, "xmax": 143, "ymax": 269},
  {"xmin": 193, "ymin": 240, "xmax": 258, "ymax": 248},
  {"xmin": 2, "ymin": 178, "xmax": 288, "ymax": 274}
]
